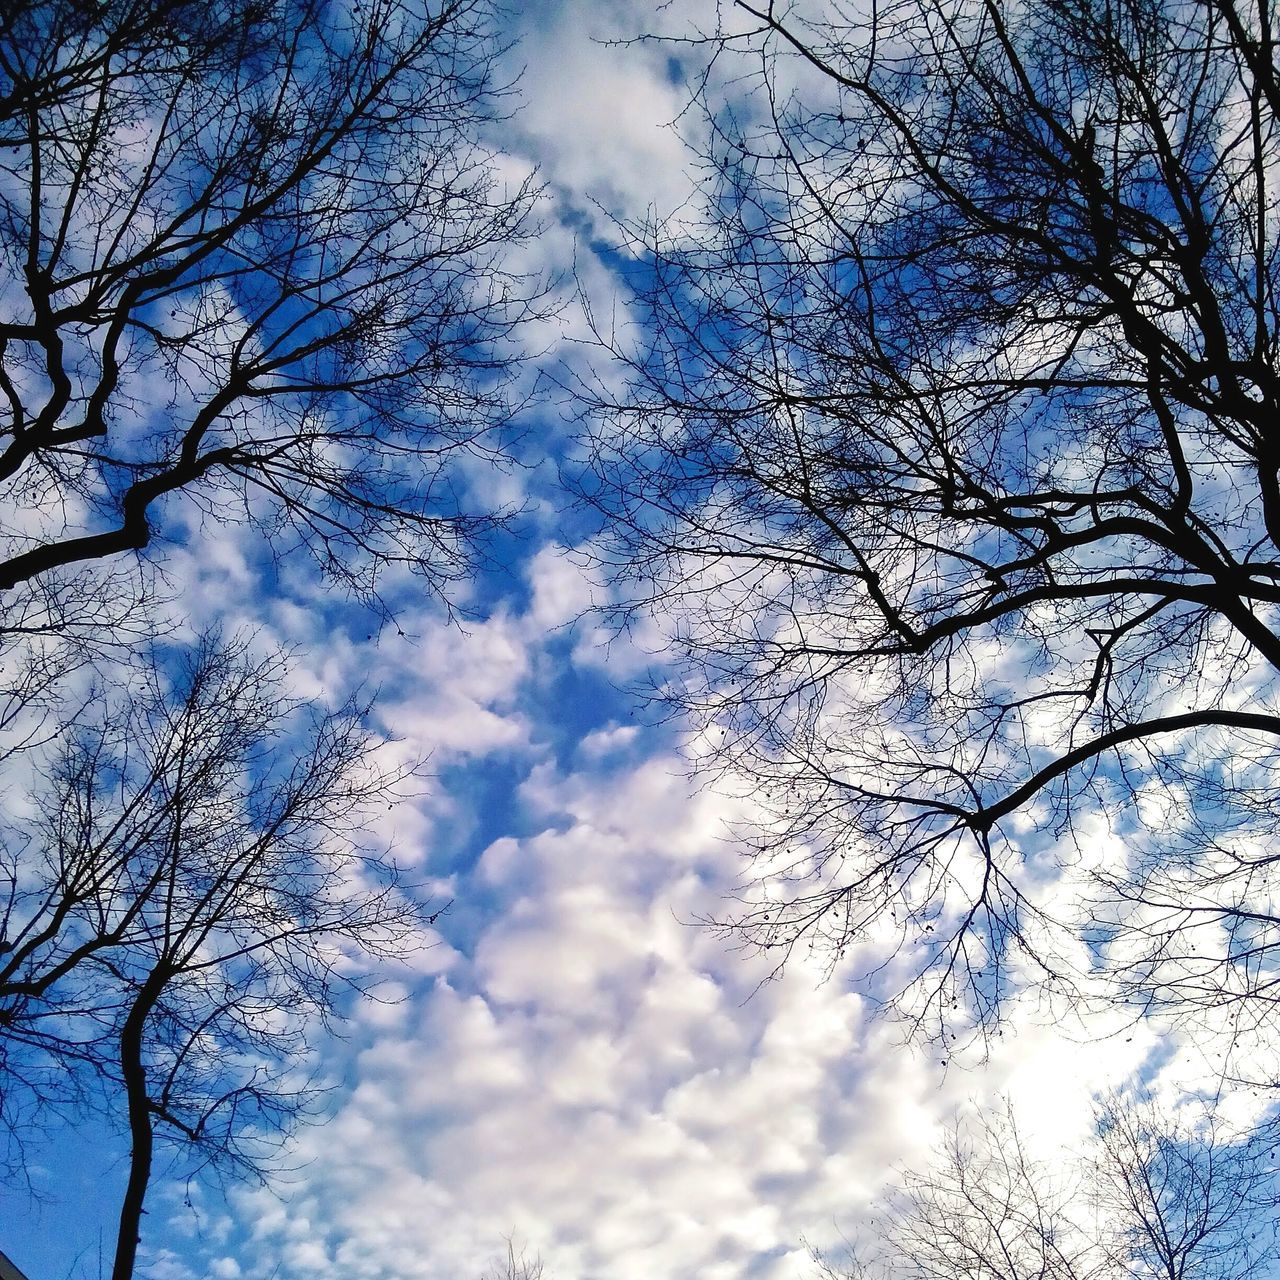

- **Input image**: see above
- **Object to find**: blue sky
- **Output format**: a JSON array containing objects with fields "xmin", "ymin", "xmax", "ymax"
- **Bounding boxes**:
[{"xmin": 0, "ymin": 2, "xmax": 1256, "ymax": 1277}]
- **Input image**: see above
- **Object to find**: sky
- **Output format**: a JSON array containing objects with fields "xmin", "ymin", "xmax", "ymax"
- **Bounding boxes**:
[{"xmin": 0, "ymin": 2, "xmax": 1251, "ymax": 1278}]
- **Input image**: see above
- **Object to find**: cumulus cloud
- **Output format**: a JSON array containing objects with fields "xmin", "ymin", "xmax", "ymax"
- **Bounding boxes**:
[
  {"xmin": 185, "ymin": 705, "xmax": 1171, "ymax": 1280},
  {"xmin": 505, "ymin": 0, "xmax": 707, "ymax": 229}
]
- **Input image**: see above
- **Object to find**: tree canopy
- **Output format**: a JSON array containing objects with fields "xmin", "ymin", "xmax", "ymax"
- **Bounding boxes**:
[
  {"xmin": 0, "ymin": 0, "xmax": 539, "ymax": 616},
  {"xmin": 585, "ymin": 0, "xmax": 1280, "ymax": 1043}
]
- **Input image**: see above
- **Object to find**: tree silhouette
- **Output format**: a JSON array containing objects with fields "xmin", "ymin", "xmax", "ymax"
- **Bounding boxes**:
[
  {"xmin": 0, "ymin": 0, "xmax": 539, "ymax": 621},
  {"xmin": 585, "ymin": 0, "xmax": 1280, "ymax": 1039},
  {"xmin": 811, "ymin": 1097, "xmax": 1280, "ymax": 1280},
  {"xmin": 0, "ymin": 6, "xmax": 544, "ymax": 1268},
  {"xmin": 0, "ymin": 636, "xmax": 436, "ymax": 1280}
]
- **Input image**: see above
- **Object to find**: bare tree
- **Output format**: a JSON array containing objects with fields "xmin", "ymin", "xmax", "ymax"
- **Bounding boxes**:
[
  {"xmin": 0, "ymin": 6, "xmax": 541, "ymax": 1272},
  {"xmin": 1092, "ymin": 1096, "xmax": 1279, "ymax": 1280},
  {"xmin": 0, "ymin": 636, "xmax": 437, "ymax": 1280},
  {"xmin": 811, "ymin": 1097, "xmax": 1279, "ymax": 1280},
  {"xmin": 813, "ymin": 1106, "xmax": 1094, "ymax": 1280},
  {"xmin": 583, "ymin": 0, "xmax": 1280, "ymax": 1037},
  {"xmin": 0, "ymin": 0, "xmax": 540, "ymax": 622},
  {"xmin": 481, "ymin": 1239, "xmax": 547, "ymax": 1280}
]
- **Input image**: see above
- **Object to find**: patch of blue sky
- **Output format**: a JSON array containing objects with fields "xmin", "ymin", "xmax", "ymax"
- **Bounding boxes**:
[{"xmin": 3, "ymin": 1105, "xmax": 166, "ymax": 1280}]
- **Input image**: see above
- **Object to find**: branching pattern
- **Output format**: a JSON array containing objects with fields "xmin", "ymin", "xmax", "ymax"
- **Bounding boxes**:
[
  {"xmin": 585, "ymin": 0, "xmax": 1280, "ymax": 1038},
  {"xmin": 0, "ymin": 0, "xmax": 541, "ymax": 614}
]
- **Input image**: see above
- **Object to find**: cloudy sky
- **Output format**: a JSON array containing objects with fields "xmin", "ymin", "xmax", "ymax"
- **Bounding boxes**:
[{"xmin": 1, "ymin": 3, "xmax": 1222, "ymax": 1277}]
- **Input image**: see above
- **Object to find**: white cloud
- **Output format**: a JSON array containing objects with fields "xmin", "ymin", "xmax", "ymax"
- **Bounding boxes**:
[
  {"xmin": 200, "ymin": 728, "xmax": 1179, "ymax": 1280},
  {"xmin": 578, "ymin": 721, "xmax": 640, "ymax": 757},
  {"xmin": 508, "ymin": 1, "xmax": 706, "ymax": 230},
  {"xmin": 525, "ymin": 544, "xmax": 599, "ymax": 632}
]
